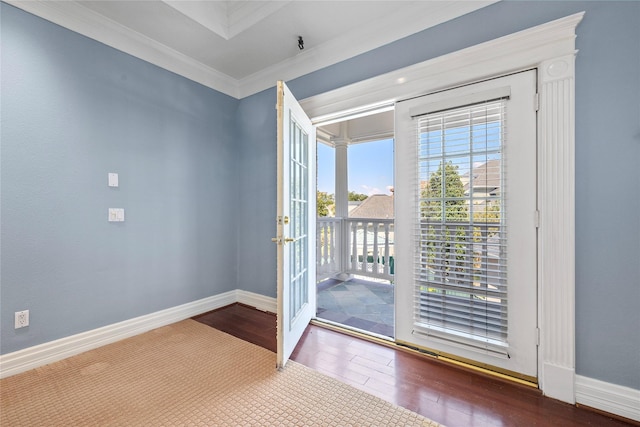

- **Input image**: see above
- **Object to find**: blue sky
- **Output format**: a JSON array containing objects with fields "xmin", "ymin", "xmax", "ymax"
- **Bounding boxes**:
[
  {"xmin": 317, "ymin": 138, "xmax": 394, "ymax": 196},
  {"xmin": 315, "ymin": 119, "xmax": 499, "ymax": 196}
]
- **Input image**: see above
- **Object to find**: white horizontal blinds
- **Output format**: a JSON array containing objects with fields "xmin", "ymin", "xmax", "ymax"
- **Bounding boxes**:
[{"xmin": 413, "ymin": 99, "xmax": 508, "ymax": 351}]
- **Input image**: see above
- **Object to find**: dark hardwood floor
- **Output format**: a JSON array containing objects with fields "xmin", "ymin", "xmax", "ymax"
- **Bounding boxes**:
[{"xmin": 194, "ymin": 304, "xmax": 637, "ymax": 427}]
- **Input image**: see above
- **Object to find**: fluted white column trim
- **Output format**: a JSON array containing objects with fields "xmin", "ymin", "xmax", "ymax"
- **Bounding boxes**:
[{"xmin": 537, "ymin": 54, "xmax": 577, "ymax": 403}]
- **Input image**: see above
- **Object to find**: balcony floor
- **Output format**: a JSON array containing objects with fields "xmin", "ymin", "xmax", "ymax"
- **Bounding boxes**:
[{"xmin": 316, "ymin": 277, "xmax": 394, "ymax": 338}]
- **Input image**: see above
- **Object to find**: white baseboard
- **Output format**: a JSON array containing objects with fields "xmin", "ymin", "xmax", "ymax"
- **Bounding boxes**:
[
  {"xmin": 0, "ymin": 290, "xmax": 237, "ymax": 379},
  {"xmin": 236, "ymin": 289, "xmax": 277, "ymax": 313},
  {"xmin": 3, "ymin": 292, "xmax": 638, "ymax": 424},
  {"xmin": 542, "ymin": 363, "xmax": 576, "ymax": 404},
  {"xmin": 576, "ymin": 375, "xmax": 640, "ymax": 422}
]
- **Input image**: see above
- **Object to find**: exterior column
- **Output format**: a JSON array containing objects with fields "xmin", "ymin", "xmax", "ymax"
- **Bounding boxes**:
[
  {"xmin": 334, "ymin": 122, "xmax": 350, "ymax": 278},
  {"xmin": 334, "ymin": 123, "xmax": 350, "ymax": 218}
]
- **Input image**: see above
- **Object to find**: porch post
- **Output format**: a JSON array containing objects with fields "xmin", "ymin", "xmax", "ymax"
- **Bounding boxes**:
[
  {"xmin": 334, "ymin": 123, "xmax": 350, "ymax": 218},
  {"xmin": 334, "ymin": 122, "xmax": 350, "ymax": 278}
]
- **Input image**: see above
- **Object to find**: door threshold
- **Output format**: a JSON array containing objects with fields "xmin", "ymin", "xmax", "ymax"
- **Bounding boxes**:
[
  {"xmin": 310, "ymin": 318, "xmax": 538, "ymax": 389},
  {"xmin": 311, "ymin": 318, "xmax": 394, "ymax": 345}
]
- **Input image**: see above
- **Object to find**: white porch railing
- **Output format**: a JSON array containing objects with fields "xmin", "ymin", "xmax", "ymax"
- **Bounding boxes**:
[
  {"xmin": 317, "ymin": 217, "xmax": 341, "ymax": 280},
  {"xmin": 317, "ymin": 217, "xmax": 394, "ymax": 282}
]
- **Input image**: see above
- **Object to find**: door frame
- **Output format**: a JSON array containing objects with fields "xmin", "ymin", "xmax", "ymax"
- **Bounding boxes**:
[{"xmin": 300, "ymin": 13, "xmax": 583, "ymax": 403}]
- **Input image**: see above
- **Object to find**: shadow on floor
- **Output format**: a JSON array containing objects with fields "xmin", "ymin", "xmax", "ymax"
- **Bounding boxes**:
[{"xmin": 316, "ymin": 277, "xmax": 394, "ymax": 338}]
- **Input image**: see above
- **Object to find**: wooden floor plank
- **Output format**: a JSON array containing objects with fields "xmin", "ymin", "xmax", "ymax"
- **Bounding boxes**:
[{"xmin": 194, "ymin": 303, "xmax": 637, "ymax": 427}]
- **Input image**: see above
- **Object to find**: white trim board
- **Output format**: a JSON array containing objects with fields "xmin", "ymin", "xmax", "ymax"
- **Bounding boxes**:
[
  {"xmin": 237, "ymin": 289, "xmax": 277, "ymax": 314},
  {"xmin": 301, "ymin": 12, "xmax": 584, "ymax": 404},
  {"xmin": 236, "ymin": 1, "xmax": 497, "ymax": 99},
  {"xmin": 5, "ymin": 0, "xmax": 496, "ymax": 99},
  {"xmin": 576, "ymin": 376, "xmax": 640, "ymax": 422},
  {"xmin": 5, "ymin": 0, "xmax": 240, "ymax": 98},
  {"xmin": 301, "ymin": 12, "xmax": 584, "ymax": 120},
  {"xmin": 2, "ymin": 290, "xmax": 637, "ymax": 423},
  {"xmin": 0, "ymin": 290, "xmax": 275, "ymax": 379}
]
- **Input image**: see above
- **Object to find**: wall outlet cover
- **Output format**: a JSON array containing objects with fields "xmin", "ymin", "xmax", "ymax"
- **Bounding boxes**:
[{"xmin": 15, "ymin": 310, "xmax": 29, "ymax": 329}]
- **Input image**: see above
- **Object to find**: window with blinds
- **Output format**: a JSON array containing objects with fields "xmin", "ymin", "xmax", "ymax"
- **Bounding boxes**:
[{"xmin": 413, "ymin": 99, "xmax": 509, "ymax": 353}]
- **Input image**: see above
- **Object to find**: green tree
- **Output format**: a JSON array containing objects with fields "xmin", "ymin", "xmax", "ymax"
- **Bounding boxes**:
[
  {"xmin": 348, "ymin": 191, "xmax": 368, "ymax": 202},
  {"xmin": 317, "ymin": 191, "xmax": 334, "ymax": 217},
  {"xmin": 420, "ymin": 162, "xmax": 469, "ymax": 277},
  {"xmin": 422, "ymin": 161, "xmax": 468, "ymax": 221}
]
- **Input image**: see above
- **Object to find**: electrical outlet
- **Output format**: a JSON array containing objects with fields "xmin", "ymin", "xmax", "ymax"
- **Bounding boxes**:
[{"xmin": 15, "ymin": 310, "xmax": 29, "ymax": 329}]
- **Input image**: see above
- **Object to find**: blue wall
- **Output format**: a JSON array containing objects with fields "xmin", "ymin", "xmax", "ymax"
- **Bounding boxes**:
[
  {"xmin": 237, "ymin": 1, "xmax": 640, "ymax": 391},
  {"xmin": 1, "ymin": 4, "xmax": 239, "ymax": 353},
  {"xmin": 235, "ymin": 87, "xmax": 278, "ymax": 299},
  {"xmin": 2, "ymin": 0, "xmax": 638, "ymax": 392}
]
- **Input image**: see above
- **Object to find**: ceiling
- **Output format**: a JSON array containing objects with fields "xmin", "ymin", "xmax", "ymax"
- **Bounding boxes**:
[
  {"xmin": 7, "ymin": 1, "xmax": 496, "ymax": 99},
  {"xmin": 317, "ymin": 109, "xmax": 394, "ymax": 147}
]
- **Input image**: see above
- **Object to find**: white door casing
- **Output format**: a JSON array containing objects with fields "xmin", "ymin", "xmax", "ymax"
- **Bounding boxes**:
[
  {"xmin": 301, "ymin": 13, "xmax": 582, "ymax": 402},
  {"xmin": 275, "ymin": 81, "xmax": 317, "ymax": 369}
]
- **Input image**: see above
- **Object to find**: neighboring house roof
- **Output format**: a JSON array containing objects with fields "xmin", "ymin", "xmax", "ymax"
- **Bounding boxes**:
[
  {"xmin": 348, "ymin": 200, "xmax": 362, "ymax": 214},
  {"xmin": 349, "ymin": 194, "xmax": 394, "ymax": 219},
  {"xmin": 462, "ymin": 159, "xmax": 501, "ymax": 195}
]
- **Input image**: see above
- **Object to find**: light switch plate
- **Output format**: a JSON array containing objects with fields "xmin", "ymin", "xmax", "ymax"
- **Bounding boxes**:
[
  {"xmin": 108, "ymin": 173, "xmax": 119, "ymax": 187},
  {"xmin": 108, "ymin": 208, "xmax": 125, "ymax": 222}
]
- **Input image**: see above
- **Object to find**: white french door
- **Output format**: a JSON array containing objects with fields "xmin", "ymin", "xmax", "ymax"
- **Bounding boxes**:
[
  {"xmin": 275, "ymin": 81, "xmax": 316, "ymax": 369},
  {"xmin": 395, "ymin": 71, "xmax": 538, "ymax": 378}
]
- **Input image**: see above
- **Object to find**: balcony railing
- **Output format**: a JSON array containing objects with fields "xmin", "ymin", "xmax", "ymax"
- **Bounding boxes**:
[{"xmin": 317, "ymin": 217, "xmax": 394, "ymax": 282}]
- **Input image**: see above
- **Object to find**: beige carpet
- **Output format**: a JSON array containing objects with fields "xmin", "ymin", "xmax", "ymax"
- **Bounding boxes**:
[{"xmin": 1, "ymin": 320, "xmax": 441, "ymax": 426}]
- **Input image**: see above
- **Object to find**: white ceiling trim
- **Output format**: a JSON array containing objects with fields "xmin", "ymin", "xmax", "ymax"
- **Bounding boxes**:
[
  {"xmin": 237, "ymin": 1, "xmax": 497, "ymax": 99},
  {"xmin": 161, "ymin": 1, "xmax": 230, "ymax": 40},
  {"xmin": 7, "ymin": 0, "xmax": 241, "ymax": 98},
  {"xmin": 6, "ymin": 0, "xmax": 496, "ymax": 99},
  {"xmin": 300, "ymin": 12, "xmax": 585, "ymax": 120},
  {"xmin": 225, "ymin": 1, "xmax": 292, "ymax": 40},
  {"xmin": 161, "ymin": 0, "xmax": 291, "ymax": 41}
]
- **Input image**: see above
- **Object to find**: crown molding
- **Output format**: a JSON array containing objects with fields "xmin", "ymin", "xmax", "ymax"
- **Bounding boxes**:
[
  {"xmin": 161, "ymin": 1, "xmax": 230, "ymax": 40},
  {"xmin": 225, "ymin": 0, "xmax": 292, "ymax": 40},
  {"xmin": 237, "ymin": 1, "xmax": 497, "ymax": 98},
  {"xmin": 161, "ymin": 0, "xmax": 291, "ymax": 41},
  {"xmin": 5, "ymin": 0, "xmax": 241, "ymax": 98},
  {"xmin": 5, "ymin": 0, "xmax": 496, "ymax": 99}
]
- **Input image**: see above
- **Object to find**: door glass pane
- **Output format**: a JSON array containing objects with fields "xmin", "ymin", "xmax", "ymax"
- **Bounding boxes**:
[
  {"xmin": 289, "ymin": 112, "xmax": 309, "ymax": 321},
  {"xmin": 415, "ymin": 100, "xmax": 508, "ymax": 345}
]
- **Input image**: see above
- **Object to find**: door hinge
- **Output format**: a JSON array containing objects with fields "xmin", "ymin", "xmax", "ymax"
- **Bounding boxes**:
[
  {"xmin": 534, "ymin": 93, "xmax": 540, "ymax": 112},
  {"xmin": 536, "ymin": 327, "xmax": 541, "ymax": 346},
  {"xmin": 534, "ymin": 210, "xmax": 540, "ymax": 228}
]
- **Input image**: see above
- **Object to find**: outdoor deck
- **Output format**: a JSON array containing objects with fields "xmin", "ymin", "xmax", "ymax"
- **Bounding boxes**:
[{"xmin": 316, "ymin": 277, "xmax": 394, "ymax": 338}]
